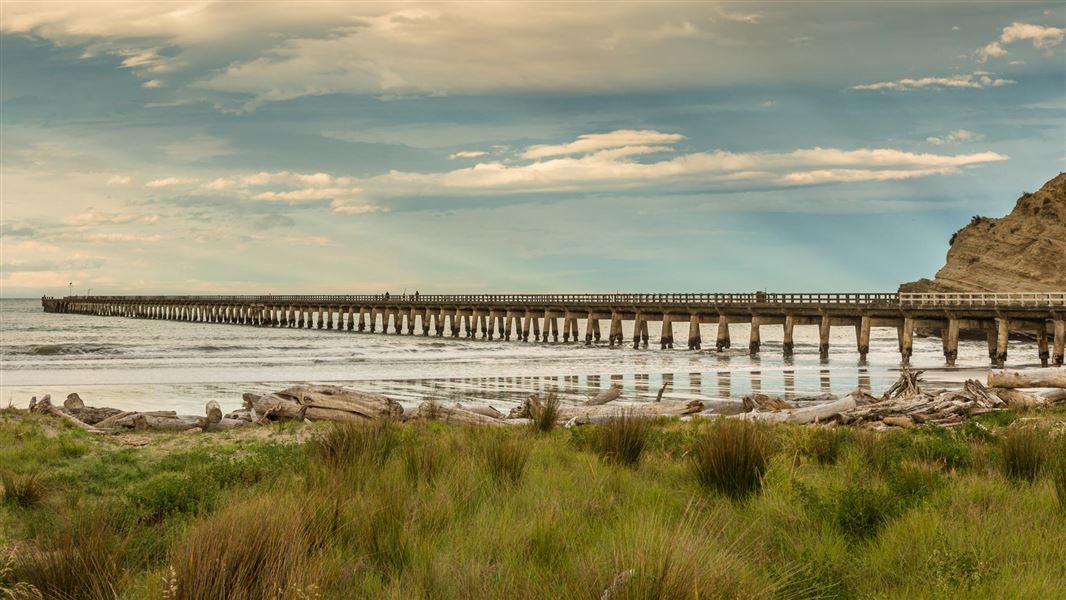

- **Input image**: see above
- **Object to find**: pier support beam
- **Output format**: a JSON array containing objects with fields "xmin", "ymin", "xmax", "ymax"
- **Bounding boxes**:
[
  {"xmin": 585, "ymin": 313, "xmax": 595, "ymax": 345},
  {"xmin": 1054, "ymin": 319, "xmax": 1065, "ymax": 366},
  {"xmin": 633, "ymin": 314, "xmax": 647, "ymax": 349},
  {"xmin": 942, "ymin": 318, "xmax": 959, "ymax": 366},
  {"xmin": 819, "ymin": 315, "xmax": 831, "ymax": 359},
  {"xmin": 1037, "ymin": 327, "xmax": 1050, "ymax": 368},
  {"xmin": 609, "ymin": 314, "xmax": 622, "ymax": 347},
  {"xmin": 858, "ymin": 316, "xmax": 872, "ymax": 362},
  {"xmin": 783, "ymin": 316, "xmax": 795, "ymax": 356},
  {"xmin": 687, "ymin": 315, "xmax": 701, "ymax": 350},
  {"xmin": 996, "ymin": 317, "xmax": 1009, "ymax": 367},
  {"xmin": 748, "ymin": 316, "xmax": 760, "ymax": 355},
  {"xmin": 716, "ymin": 316, "xmax": 730, "ymax": 351},
  {"xmin": 661, "ymin": 315, "xmax": 674, "ymax": 349}
]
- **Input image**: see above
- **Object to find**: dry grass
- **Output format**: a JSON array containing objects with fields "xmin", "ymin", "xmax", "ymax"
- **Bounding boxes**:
[
  {"xmin": 691, "ymin": 419, "xmax": 770, "ymax": 500},
  {"xmin": 597, "ymin": 410, "xmax": 651, "ymax": 467},
  {"xmin": 0, "ymin": 470, "xmax": 46, "ymax": 509},
  {"xmin": 170, "ymin": 493, "xmax": 319, "ymax": 600},
  {"xmin": 12, "ymin": 509, "xmax": 132, "ymax": 600},
  {"xmin": 480, "ymin": 429, "xmax": 530, "ymax": 484},
  {"xmin": 311, "ymin": 420, "xmax": 397, "ymax": 467}
]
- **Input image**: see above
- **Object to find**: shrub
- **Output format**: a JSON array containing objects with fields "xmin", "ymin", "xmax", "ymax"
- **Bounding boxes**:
[
  {"xmin": 0, "ymin": 471, "xmax": 46, "ymax": 508},
  {"xmin": 480, "ymin": 430, "xmax": 530, "ymax": 484},
  {"xmin": 596, "ymin": 411, "xmax": 652, "ymax": 467},
  {"xmin": 834, "ymin": 482, "xmax": 896, "ymax": 540},
  {"xmin": 171, "ymin": 493, "xmax": 318, "ymax": 600},
  {"xmin": 906, "ymin": 428, "xmax": 970, "ymax": 471},
  {"xmin": 13, "ymin": 509, "xmax": 132, "ymax": 599},
  {"xmin": 529, "ymin": 392, "xmax": 560, "ymax": 434},
  {"xmin": 691, "ymin": 419, "xmax": 770, "ymax": 500},
  {"xmin": 127, "ymin": 472, "xmax": 215, "ymax": 523},
  {"xmin": 806, "ymin": 427, "xmax": 850, "ymax": 465},
  {"xmin": 312, "ymin": 420, "xmax": 397, "ymax": 467},
  {"xmin": 888, "ymin": 460, "xmax": 943, "ymax": 505},
  {"xmin": 999, "ymin": 427, "xmax": 1047, "ymax": 483}
]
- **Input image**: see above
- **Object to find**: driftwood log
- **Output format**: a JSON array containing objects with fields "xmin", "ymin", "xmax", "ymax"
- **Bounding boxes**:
[
  {"xmin": 205, "ymin": 400, "xmax": 223, "ymax": 425},
  {"xmin": 413, "ymin": 402, "xmax": 508, "ymax": 425},
  {"xmin": 586, "ymin": 384, "xmax": 622, "ymax": 406},
  {"xmin": 29, "ymin": 395, "xmax": 103, "ymax": 433},
  {"xmin": 741, "ymin": 394, "xmax": 794, "ymax": 413},
  {"xmin": 243, "ymin": 385, "xmax": 403, "ymax": 423},
  {"xmin": 733, "ymin": 394, "xmax": 858, "ymax": 424},
  {"xmin": 988, "ymin": 368, "xmax": 1066, "ymax": 389}
]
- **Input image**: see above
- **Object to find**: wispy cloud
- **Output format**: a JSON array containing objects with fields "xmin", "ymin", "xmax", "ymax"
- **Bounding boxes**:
[
  {"xmin": 521, "ymin": 130, "xmax": 686, "ymax": 159},
  {"xmin": 926, "ymin": 129, "xmax": 982, "ymax": 145},
  {"xmin": 449, "ymin": 150, "xmax": 487, "ymax": 159},
  {"xmin": 106, "ymin": 175, "xmax": 131, "ymax": 185},
  {"xmin": 145, "ymin": 177, "xmax": 197, "ymax": 188},
  {"xmin": 851, "ymin": 72, "xmax": 1015, "ymax": 91}
]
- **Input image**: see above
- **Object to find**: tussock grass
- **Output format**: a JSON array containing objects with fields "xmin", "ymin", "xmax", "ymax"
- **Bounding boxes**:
[
  {"xmin": 806, "ymin": 427, "xmax": 850, "ymax": 465},
  {"xmin": 999, "ymin": 427, "xmax": 1047, "ymax": 483},
  {"xmin": 480, "ymin": 429, "xmax": 530, "ymax": 484},
  {"xmin": 529, "ymin": 392, "xmax": 560, "ymax": 434},
  {"xmin": 171, "ymin": 493, "xmax": 319, "ymax": 600},
  {"xmin": 691, "ymin": 419, "xmax": 770, "ymax": 500},
  {"xmin": 597, "ymin": 410, "xmax": 651, "ymax": 467},
  {"xmin": 0, "ymin": 470, "xmax": 46, "ymax": 508},
  {"xmin": 312, "ymin": 419, "xmax": 397, "ymax": 467},
  {"xmin": 12, "ymin": 508, "xmax": 132, "ymax": 599}
]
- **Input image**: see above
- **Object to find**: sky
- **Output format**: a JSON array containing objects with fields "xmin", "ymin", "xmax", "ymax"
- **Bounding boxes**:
[{"xmin": 1, "ymin": 1, "xmax": 1064, "ymax": 297}]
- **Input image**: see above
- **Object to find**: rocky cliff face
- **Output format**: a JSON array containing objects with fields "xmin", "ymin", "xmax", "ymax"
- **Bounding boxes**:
[{"xmin": 901, "ymin": 173, "xmax": 1066, "ymax": 293}]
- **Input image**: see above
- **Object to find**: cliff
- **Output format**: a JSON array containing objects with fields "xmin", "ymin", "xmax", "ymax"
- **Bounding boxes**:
[{"xmin": 901, "ymin": 173, "xmax": 1066, "ymax": 293}]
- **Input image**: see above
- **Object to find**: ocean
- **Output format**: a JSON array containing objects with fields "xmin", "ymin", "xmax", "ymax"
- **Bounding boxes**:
[{"xmin": 0, "ymin": 298, "xmax": 1038, "ymax": 414}]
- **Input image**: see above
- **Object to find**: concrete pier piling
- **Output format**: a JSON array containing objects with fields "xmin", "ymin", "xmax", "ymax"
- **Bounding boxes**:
[{"xmin": 41, "ymin": 292, "xmax": 1066, "ymax": 366}]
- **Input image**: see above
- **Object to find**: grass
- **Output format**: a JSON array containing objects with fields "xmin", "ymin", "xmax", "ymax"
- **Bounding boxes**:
[
  {"xmin": 691, "ymin": 418, "xmax": 771, "ymax": 500},
  {"xmin": 529, "ymin": 392, "xmax": 560, "ymax": 433},
  {"xmin": 999, "ymin": 427, "xmax": 1047, "ymax": 483},
  {"xmin": 596, "ymin": 410, "xmax": 651, "ymax": 466},
  {"xmin": 2, "ymin": 407, "xmax": 1066, "ymax": 598},
  {"xmin": 0, "ymin": 470, "xmax": 47, "ymax": 508}
]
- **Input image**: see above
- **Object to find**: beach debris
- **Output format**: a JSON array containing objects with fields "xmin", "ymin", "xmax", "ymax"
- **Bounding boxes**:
[
  {"xmin": 733, "ymin": 393, "xmax": 858, "ymax": 424},
  {"xmin": 585, "ymin": 384, "xmax": 622, "ymax": 406},
  {"xmin": 988, "ymin": 367, "xmax": 1066, "ymax": 389},
  {"xmin": 63, "ymin": 393, "xmax": 85, "ymax": 410},
  {"xmin": 741, "ymin": 394, "xmax": 794, "ymax": 413},
  {"xmin": 413, "ymin": 401, "xmax": 508, "ymax": 426},
  {"xmin": 654, "ymin": 382, "xmax": 668, "ymax": 403},
  {"xmin": 28, "ymin": 395, "xmax": 104, "ymax": 433},
  {"xmin": 242, "ymin": 385, "xmax": 403, "ymax": 423}
]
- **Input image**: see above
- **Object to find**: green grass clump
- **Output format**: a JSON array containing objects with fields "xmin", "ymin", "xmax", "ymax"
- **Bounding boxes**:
[
  {"xmin": 691, "ymin": 419, "xmax": 770, "ymax": 500},
  {"xmin": 312, "ymin": 419, "xmax": 398, "ymax": 467},
  {"xmin": 480, "ymin": 429, "xmax": 530, "ymax": 484},
  {"xmin": 127, "ymin": 471, "xmax": 216, "ymax": 523},
  {"xmin": 806, "ymin": 427, "xmax": 850, "ymax": 465},
  {"xmin": 529, "ymin": 392, "xmax": 560, "ymax": 434},
  {"xmin": 596, "ymin": 411, "xmax": 651, "ymax": 467},
  {"xmin": 0, "ymin": 470, "xmax": 47, "ymax": 508},
  {"xmin": 833, "ymin": 481, "xmax": 897, "ymax": 540},
  {"xmin": 999, "ymin": 427, "xmax": 1048, "ymax": 483},
  {"xmin": 1052, "ymin": 453, "xmax": 1066, "ymax": 511}
]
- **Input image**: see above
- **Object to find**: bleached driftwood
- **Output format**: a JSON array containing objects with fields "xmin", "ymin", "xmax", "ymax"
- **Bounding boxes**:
[
  {"xmin": 273, "ymin": 385, "xmax": 404, "ymax": 420},
  {"xmin": 988, "ymin": 368, "xmax": 1066, "ymax": 389},
  {"xmin": 732, "ymin": 394, "xmax": 858, "ymax": 424},
  {"xmin": 741, "ymin": 394, "xmax": 794, "ymax": 413},
  {"xmin": 991, "ymin": 388, "xmax": 1049, "ymax": 408},
  {"xmin": 205, "ymin": 400, "xmax": 223, "ymax": 424},
  {"xmin": 413, "ymin": 402, "xmax": 507, "ymax": 425},
  {"xmin": 837, "ymin": 379, "xmax": 1006, "ymax": 427},
  {"xmin": 29, "ymin": 395, "xmax": 103, "ymax": 433},
  {"xmin": 133, "ymin": 414, "xmax": 205, "ymax": 431},
  {"xmin": 585, "ymin": 384, "xmax": 622, "ymax": 406},
  {"xmin": 64, "ymin": 393, "xmax": 85, "ymax": 410},
  {"xmin": 455, "ymin": 403, "xmax": 504, "ymax": 419}
]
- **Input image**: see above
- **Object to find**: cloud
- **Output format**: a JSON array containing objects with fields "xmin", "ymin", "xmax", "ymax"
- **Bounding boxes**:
[
  {"xmin": 67, "ymin": 212, "xmax": 160, "ymax": 226},
  {"xmin": 141, "ymin": 79, "xmax": 165, "ymax": 88},
  {"xmin": 851, "ymin": 72, "xmax": 1015, "ymax": 91},
  {"xmin": 250, "ymin": 187, "xmax": 363, "ymax": 202},
  {"xmin": 106, "ymin": 175, "xmax": 131, "ymax": 185},
  {"xmin": 521, "ymin": 130, "xmax": 686, "ymax": 159},
  {"xmin": 164, "ymin": 134, "xmax": 231, "ymax": 161},
  {"xmin": 449, "ymin": 150, "xmax": 488, "ymax": 159},
  {"xmin": 83, "ymin": 233, "xmax": 168, "ymax": 243},
  {"xmin": 145, "ymin": 177, "xmax": 196, "ymax": 187},
  {"xmin": 0, "ymin": 223, "xmax": 37, "ymax": 237},
  {"xmin": 926, "ymin": 129, "xmax": 982, "ymax": 145},
  {"xmin": 977, "ymin": 22, "xmax": 1065, "ymax": 61}
]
